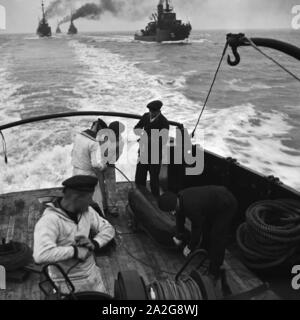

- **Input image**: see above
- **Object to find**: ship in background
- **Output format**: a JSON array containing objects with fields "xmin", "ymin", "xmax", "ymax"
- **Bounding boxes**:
[
  {"xmin": 67, "ymin": 19, "xmax": 78, "ymax": 35},
  {"xmin": 36, "ymin": 0, "xmax": 52, "ymax": 37},
  {"xmin": 56, "ymin": 23, "xmax": 62, "ymax": 34},
  {"xmin": 134, "ymin": 0, "xmax": 192, "ymax": 42}
]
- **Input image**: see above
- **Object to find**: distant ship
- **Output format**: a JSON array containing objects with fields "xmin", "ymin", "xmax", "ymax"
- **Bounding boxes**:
[
  {"xmin": 56, "ymin": 24, "xmax": 62, "ymax": 34},
  {"xmin": 134, "ymin": 0, "xmax": 191, "ymax": 42},
  {"xmin": 67, "ymin": 20, "xmax": 78, "ymax": 35},
  {"xmin": 36, "ymin": 0, "xmax": 52, "ymax": 37}
]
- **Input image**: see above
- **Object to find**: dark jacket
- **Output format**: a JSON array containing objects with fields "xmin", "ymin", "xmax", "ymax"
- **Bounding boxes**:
[
  {"xmin": 176, "ymin": 186, "xmax": 237, "ymax": 250},
  {"xmin": 134, "ymin": 112, "xmax": 169, "ymax": 163}
]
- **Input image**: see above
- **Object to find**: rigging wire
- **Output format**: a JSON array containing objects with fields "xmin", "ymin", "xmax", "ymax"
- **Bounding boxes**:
[
  {"xmin": 245, "ymin": 37, "xmax": 300, "ymax": 83},
  {"xmin": 0, "ymin": 131, "xmax": 8, "ymax": 164},
  {"xmin": 191, "ymin": 41, "xmax": 229, "ymax": 138}
]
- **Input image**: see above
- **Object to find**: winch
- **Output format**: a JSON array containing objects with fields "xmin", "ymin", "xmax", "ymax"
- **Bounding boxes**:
[{"xmin": 39, "ymin": 250, "xmax": 219, "ymax": 300}]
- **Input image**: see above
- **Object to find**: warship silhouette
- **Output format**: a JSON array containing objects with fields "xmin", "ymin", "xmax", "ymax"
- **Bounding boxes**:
[
  {"xmin": 36, "ymin": 0, "xmax": 52, "ymax": 37},
  {"xmin": 68, "ymin": 19, "xmax": 78, "ymax": 35},
  {"xmin": 135, "ymin": 0, "xmax": 191, "ymax": 42},
  {"xmin": 56, "ymin": 24, "xmax": 62, "ymax": 34}
]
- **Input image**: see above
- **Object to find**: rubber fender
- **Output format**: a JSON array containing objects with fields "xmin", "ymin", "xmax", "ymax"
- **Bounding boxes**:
[
  {"xmin": 115, "ymin": 270, "xmax": 148, "ymax": 300},
  {"xmin": 128, "ymin": 186, "xmax": 190, "ymax": 248},
  {"xmin": 0, "ymin": 242, "xmax": 33, "ymax": 272},
  {"xmin": 190, "ymin": 270, "xmax": 217, "ymax": 300}
]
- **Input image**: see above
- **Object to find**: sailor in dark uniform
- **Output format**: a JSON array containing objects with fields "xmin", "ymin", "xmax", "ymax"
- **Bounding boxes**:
[
  {"xmin": 134, "ymin": 100, "xmax": 169, "ymax": 197},
  {"xmin": 158, "ymin": 186, "xmax": 238, "ymax": 278}
]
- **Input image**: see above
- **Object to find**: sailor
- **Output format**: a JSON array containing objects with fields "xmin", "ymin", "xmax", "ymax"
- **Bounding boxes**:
[
  {"xmin": 99, "ymin": 121, "xmax": 126, "ymax": 165},
  {"xmin": 134, "ymin": 100, "xmax": 169, "ymax": 197},
  {"xmin": 97, "ymin": 121, "xmax": 126, "ymax": 216},
  {"xmin": 71, "ymin": 118, "xmax": 108, "ymax": 213},
  {"xmin": 158, "ymin": 186, "xmax": 238, "ymax": 279},
  {"xmin": 33, "ymin": 175, "xmax": 115, "ymax": 294}
]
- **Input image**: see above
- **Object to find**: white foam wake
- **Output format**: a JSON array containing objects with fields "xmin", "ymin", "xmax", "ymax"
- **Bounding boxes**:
[
  {"xmin": 0, "ymin": 65, "xmax": 23, "ymax": 125},
  {"xmin": 0, "ymin": 39, "xmax": 299, "ymax": 194},
  {"xmin": 68, "ymin": 40, "xmax": 300, "ymax": 191},
  {"xmin": 224, "ymin": 78, "xmax": 285, "ymax": 92},
  {"xmin": 199, "ymin": 103, "xmax": 300, "ymax": 190}
]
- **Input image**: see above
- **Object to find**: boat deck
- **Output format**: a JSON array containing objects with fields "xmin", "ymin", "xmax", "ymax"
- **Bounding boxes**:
[{"xmin": 0, "ymin": 181, "xmax": 279, "ymax": 300}]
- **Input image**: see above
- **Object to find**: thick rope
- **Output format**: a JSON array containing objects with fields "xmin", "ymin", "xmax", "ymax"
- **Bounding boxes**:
[
  {"xmin": 149, "ymin": 276, "xmax": 203, "ymax": 300},
  {"xmin": 245, "ymin": 37, "xmax": 300, "ymax": 83},
  {"xmin": 191, "ymin": 41, "xmax": 229, "ymax": 138},
  {"xmin": 236, "ymin": 199, "xmax": 300, "ymax": 270},
  {"xmin": 0, "ymin": 242, "xmax": 32, "ymax": 271}
]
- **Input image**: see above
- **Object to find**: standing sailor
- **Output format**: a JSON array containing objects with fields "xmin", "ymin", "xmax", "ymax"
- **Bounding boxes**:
[
  {"xmin": 134, "ymin": 100, "xmax": 169, "ymax": 197},
  {"xmin": 33, "ymin": 175, "xmax": 115, "ymax": 294},
  {"xmin": 71, "ymin": 118, "xmax": 108, "ymax": 213}
]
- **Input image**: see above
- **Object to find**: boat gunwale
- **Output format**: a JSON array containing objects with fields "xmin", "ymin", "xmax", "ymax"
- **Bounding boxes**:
[{"xmin": 0, "ymin": 111, "xmax": 183, "ymax": 131}]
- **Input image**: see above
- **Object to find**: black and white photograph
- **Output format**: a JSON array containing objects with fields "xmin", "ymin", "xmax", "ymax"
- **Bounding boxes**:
[{"xmin": 0, "ymin": 0, "xmax": 300, "ymax": 306}]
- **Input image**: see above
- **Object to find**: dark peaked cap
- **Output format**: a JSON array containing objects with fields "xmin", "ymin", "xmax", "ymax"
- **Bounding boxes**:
[
  {"xmin": 62, "ymin": 175, "xmax": 98, "ymax": 192},
  {"xmin": 147, "ymin": 100, "xmax": 163, "ymax": 111}
]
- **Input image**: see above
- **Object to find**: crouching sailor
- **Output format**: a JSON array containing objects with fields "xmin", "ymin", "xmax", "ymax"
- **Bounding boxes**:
[
  {"xmin": 158, "ymin": 186, "xmax": 237, "ymax": 280},
  {"xmin": 33, "ymin": 175, "xmax": 115, "ymax": 294}
]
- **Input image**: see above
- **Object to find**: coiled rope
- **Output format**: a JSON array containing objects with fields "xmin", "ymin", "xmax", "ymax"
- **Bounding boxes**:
[
  {"xmin": 0, "ymin": 241, "xmax": 33, "ymax": 271},
  {"xmin": 236, "ymin": 199, "xmax": 300, "ymax": 270},
  {"xmin": 149, "ymin": 276, "xmax": 203, "ymax": 300}
]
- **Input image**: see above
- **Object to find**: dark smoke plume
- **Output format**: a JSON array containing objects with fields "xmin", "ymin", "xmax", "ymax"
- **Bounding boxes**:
[
  {"xmin": 59, "ymin": 1, "xmax": 121, "ymax": 25},
  {"xmin": 57, "ymin": 0, "xmax": 156, "ymax": 25},
  {"xmin": 72, "ymin": 2, "xmax": 118, "ymax": 21},
  {"xmin": 45, "ymin": 0, "xmax": 73, "ymax": 19}
]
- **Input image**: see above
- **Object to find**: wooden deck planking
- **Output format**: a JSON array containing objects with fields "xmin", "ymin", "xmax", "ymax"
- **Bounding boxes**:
[
  {"xmin": 0, "ymin": 209, "xmax": 10, "ymax": 243},
  {"xmin": 96, "ymin": 255, "xmax": 117, "ymax": 296},
  {"xmin": 118, "ymin": 233, "xmax": 154, "ymax": 283},
  {"xmin": 0, "ymin": 185, "xmax": 280, "ymax": 300},
  {"xmin": 224, "ymin": 250, "xmax": 279, "ymax": 300},
  {"xmin": 5, "ymin": 216, "xmax": 15, "ymax": 243}
]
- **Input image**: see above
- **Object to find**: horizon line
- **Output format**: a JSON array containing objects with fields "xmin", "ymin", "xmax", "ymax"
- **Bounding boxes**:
[{"xmin": 0, "ymin": 27, "xmax": 297, "ymax": 35}]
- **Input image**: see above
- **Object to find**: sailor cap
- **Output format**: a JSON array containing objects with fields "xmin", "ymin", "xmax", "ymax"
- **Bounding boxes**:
[
  {"xmin": 62, "ymin": 175, "xmax": 98, "ymax": 192},
  {"xmin": 147, "ymin": 100, "xmax": 163, "ymax": 111}
]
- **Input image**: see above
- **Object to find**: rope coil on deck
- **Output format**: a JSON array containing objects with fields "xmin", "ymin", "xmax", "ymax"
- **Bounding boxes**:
[
  {"xmin": 236, "ymin": 199, "xmax": 300, "ymax": 270},
  {"xmin": 0, "ymin": 241, "xmax": 33, "ymax": 271},
  {"xmin": 149, "ymin": 276, "xmax": 204, "ymax": 300}
]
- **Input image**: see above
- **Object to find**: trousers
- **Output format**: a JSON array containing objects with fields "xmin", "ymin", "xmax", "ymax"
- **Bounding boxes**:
[{"xmin": 135, "ymin": 163, "xmax": 161, "ymax": 197}]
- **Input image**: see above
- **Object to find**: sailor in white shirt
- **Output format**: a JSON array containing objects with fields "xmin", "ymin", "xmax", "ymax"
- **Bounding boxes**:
[
  {"xmin": 71, "ymin": 119, "xmax": 108, "ymax": 212},
  {"xmin": 33, "ymin": 175, "xmax": 115, "ymax": 294}
]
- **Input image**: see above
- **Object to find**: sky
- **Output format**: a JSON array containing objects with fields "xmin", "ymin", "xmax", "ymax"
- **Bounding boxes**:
[{"xmin": 0, "ymin": 0, "xmax": 299, "ymax": 34}]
